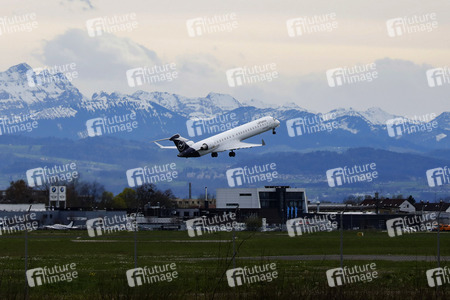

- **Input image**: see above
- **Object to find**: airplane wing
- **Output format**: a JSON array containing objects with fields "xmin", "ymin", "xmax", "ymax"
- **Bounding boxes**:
[
  {"xmin": 151, "ymin": 137, "xmax": 178, "ymax": 149},
  {"xmin": 154, "ymin": 142, "xmax": 178, "ymax": 149},
  {"xmin": 215, "ymin": 139, "xmax": 265, "ymax": 152}
]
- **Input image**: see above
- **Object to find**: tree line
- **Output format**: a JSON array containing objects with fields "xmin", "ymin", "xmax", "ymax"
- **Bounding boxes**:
[{"xmin": 1, "ymin": 179, "xmax": 176, "ymax": 212}]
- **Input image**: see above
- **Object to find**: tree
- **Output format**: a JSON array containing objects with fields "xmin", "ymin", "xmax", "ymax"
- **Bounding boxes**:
[
  {"xmin": 407, "ymin": 195, "xmax": 416, "ymax": 204},
  {"xmin": 99, "ymin": 191, "xmax": 114, "ymax": 209},
  {"xmin": 5, "ymin": 180, "xmax": 33, "ymax": 203},
  {"xmin": 135, "ymin": 183, "xmax": 156, "ymax": 209},
  {"xmin": 245, "ymin": 215, "xmax": 262, "ymax": 231},
  {"xmin": 115, "ymin": 188, "xmax": 137, "ymax": 210},
  {"xmin": 76, "ymin": 181, "xmax": 105, "ymax": 208},
  {"xmin": 112, "ymin": 195, "xmax": 127, "ymax": 209},
  {"xmin": 152, "ymin": 189, "xmax": 176, "ymax": 209},
  {"xmin": 133, "ymin": 184, "xmax": 176, "ymax": 210}
]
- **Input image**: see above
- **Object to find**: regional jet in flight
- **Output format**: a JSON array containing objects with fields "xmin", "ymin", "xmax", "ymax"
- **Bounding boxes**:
[{"xmin": 152, "ymin": 116, "xmax": 280, "ymax": 158}]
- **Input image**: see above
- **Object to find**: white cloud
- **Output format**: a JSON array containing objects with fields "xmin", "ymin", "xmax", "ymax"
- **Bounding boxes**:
[
  {"xmin": 37, "ymin": 28, "xmax": 449, "ymax": 116},
  {"xmin": 16, "ymin": 0, "xmax": 448, "ymax": 116}
]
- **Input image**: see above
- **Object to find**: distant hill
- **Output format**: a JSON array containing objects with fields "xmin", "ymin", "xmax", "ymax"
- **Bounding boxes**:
[
  {"xmin": 0, "ymin": 63, "xmax": 449, "ymax": 201},
  {"xmin": 0, "ymin": 135, "xmax": 448, "ymax": 202}
]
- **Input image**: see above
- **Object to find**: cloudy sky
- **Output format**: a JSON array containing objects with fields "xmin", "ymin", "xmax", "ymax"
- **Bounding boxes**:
[{"xmin": 1, "ymin": 0, "xmax": 449, "ymax": 116}]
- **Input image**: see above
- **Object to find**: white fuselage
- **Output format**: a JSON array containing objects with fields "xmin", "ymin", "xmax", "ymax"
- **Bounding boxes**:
[{"xmin": 191, "ymin": 116, "xmax": 279, "ymax": 156}]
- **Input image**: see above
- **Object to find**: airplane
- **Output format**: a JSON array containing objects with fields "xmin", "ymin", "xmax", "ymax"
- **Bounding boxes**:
[
  {"xmin": 44, "ymin": 221, "xmax": 79, "ymax": 230},
  {"xmin": 152, "ymin": 116, "xmax": 280, "ymax": 158}
]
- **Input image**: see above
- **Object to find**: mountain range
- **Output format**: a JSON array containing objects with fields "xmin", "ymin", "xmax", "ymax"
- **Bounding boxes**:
[{"xmin": 0, "ymin": 63, "xmax": 449, "ymax": 201}]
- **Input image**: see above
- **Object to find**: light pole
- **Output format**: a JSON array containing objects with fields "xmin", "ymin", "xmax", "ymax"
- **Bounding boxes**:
[
  {"xmin": 437, "ymin": 200, "xmax": 444, "ymax": 269},
  {"xmin": 227, "ymin": 203, "xmax": 239, "ymax": 269},
  {"xmin": 340, "ymin": 204, "xmax": 348, "ymax": 268},
  {"xmin": 25, "ymin": 205, "xmax": 32, "ymax": 300}
]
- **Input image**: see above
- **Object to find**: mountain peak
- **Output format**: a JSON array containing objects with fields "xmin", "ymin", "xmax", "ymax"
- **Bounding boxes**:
[
  {"xmin": 328, "ymin": 107, "xmax": 396, "ymax": 125},
  {"xmin": 204, "ymin": 92, "xmax": 241, "ymax": 111},
  {"xmin": 278, "ymin": 102, "xmax": 306, "ymax": 111},
  {"xmin": 242, "ymin": 98, "xmax": 273, "ymax": 109},
  {"xmin": 6, "ymin": 63, "xmax": 32, "ymax": 74},
  {"xmin": 206, "ymin": 92, "xmax": 230, "ymax": 98},
  {"xmin": 360, "ymin": 107, "xmax": 397, "ymax": 125}
]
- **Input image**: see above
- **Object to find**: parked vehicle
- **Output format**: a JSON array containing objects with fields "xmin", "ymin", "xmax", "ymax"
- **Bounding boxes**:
[{"xmin": 438, "ymin": 224, "xmax": 450, "ymax": 231}]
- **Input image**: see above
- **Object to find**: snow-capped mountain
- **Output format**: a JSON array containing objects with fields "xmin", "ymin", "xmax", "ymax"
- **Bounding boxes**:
[
  {"xmin": 130, "ymin": 91, "xmax": 242, "ymax": 118},
  {"xmin": 0, "ymin": 63, "xmax": 448, "ymax": 152},
  {"xmin": 0, "ymin": 63, "xmax": 85, "ymax": 118},
  {"xmin": 328, "ymin": 107, "xmax": 398, "ymax": 126},
  {"xmin": 242, "ymin": 98, "xmax": 274, "ymax": 109}
]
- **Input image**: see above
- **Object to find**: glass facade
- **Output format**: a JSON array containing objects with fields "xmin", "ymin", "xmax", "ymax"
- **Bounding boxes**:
[
  {"xmin": 259, "ymin": 191, "xmax": 305, "ymax": 210},
  {"xmin": 259, "ymin": 191, "xmax": 278, "ymax": 208}
]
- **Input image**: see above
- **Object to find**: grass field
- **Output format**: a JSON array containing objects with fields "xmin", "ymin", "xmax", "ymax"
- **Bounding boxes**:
[{"xmin": 1, "ymin": 229, "xmax": 449, "ymax": 299}]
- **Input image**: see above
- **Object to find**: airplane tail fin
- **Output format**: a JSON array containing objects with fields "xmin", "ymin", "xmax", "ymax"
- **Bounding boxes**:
[
  {"xmin": 169, "ymin": 134, "xmax": 193, "ymax": 153},
  {"xmin": 151, "ymin": 134, "xmax": 194, "ymax": 152},
  {"xmin": 67, "ymin": 221, "xmax": 74, "ymax": 228}
]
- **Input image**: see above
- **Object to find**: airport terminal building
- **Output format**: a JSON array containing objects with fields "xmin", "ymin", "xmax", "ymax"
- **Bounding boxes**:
[{"xmin": 216, "ymin": 186, "xmax": 308, "ymax": 224}]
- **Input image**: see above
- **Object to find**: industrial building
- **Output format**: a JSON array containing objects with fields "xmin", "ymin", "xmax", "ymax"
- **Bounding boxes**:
[{"xmin": 216, "ymin": 186, "xmax": 308, "ymax": 224}]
